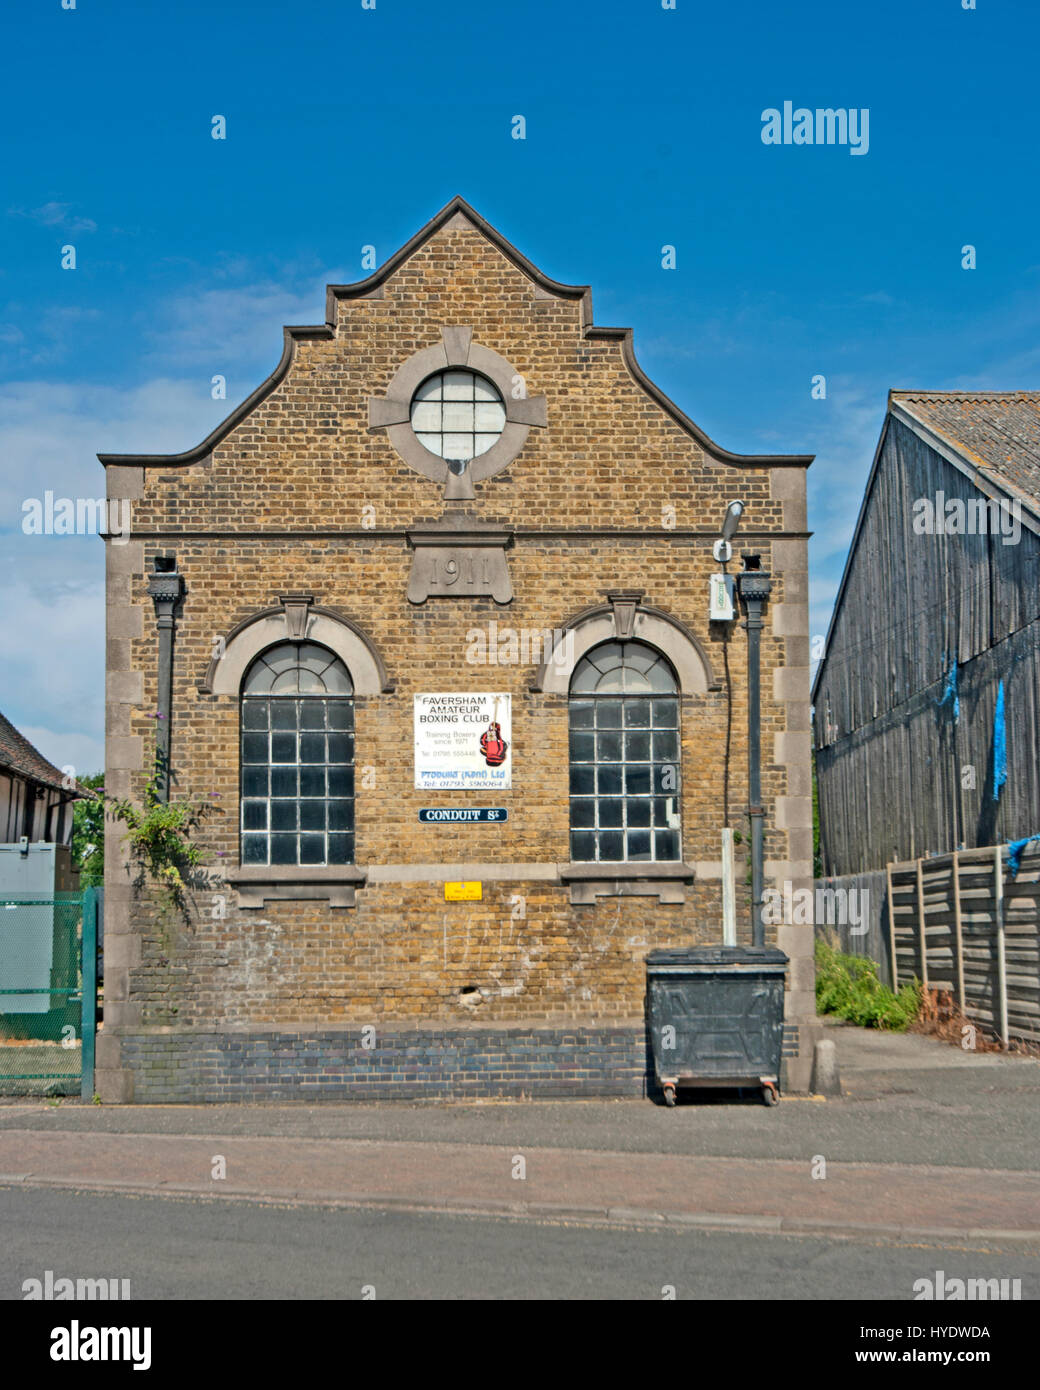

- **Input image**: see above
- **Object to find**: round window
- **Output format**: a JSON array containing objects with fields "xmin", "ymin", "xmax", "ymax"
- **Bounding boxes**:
[{"xmin": 410, "ymin": 370, "xmax": 506, "ymax": 462}]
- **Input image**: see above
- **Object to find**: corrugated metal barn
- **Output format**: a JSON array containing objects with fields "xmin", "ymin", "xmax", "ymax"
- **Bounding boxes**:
[{"xmin": 813, "ymin": 391, "xmax": 1040, "ymax": 876}]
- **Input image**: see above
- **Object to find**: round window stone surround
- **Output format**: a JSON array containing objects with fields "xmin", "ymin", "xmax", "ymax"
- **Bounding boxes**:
[{"xmin": 368, "ymin": 326, "xmax": 547, "ymax": 485}]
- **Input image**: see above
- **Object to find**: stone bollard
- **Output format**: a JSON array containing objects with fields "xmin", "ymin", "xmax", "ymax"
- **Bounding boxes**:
[{"xmin": 811, "ymin": 1038, "xmax": 842, "ymax": 1097}]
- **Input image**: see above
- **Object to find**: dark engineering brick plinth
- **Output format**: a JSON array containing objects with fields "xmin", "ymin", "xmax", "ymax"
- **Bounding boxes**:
[{"xmin": 116, "ymin": 1026, "xmax": 653, "ymax": 1102}]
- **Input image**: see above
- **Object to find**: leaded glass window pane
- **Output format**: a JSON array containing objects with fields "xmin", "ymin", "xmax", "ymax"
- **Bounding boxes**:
[
  {"xmin": 242, "ymin": 642, "xmax": 354, "ymax": 696},
  {"xmin": 240, "ymin": 642, "xmax": 355, "ymax": 867},
  {"xmin": 410, "ymin": 370, "xmax": 506, "ymax": 461},
  {"xmin": 568, "ymin": 640, "xmax": 681, "ymax": 863}
]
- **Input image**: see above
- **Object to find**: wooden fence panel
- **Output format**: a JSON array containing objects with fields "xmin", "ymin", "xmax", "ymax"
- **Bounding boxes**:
[{"xmin": 886, "ymin": 843, "xmax": 1040, "ymax": 1043}]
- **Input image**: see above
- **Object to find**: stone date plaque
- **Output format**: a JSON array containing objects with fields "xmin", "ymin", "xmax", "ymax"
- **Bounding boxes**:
[{"xmin": 406, "ymin": 518, "xmax": 514, "ymax": 605}]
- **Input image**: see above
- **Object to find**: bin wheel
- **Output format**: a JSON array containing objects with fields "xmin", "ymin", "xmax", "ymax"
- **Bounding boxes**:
[
  {"xmin": 663, "ymin": 1084, "xmax": 677, "ymax": 1108},
  {"xmin": 762, "ymin": 1083, "xmax": 779, "ymax": 1107}
]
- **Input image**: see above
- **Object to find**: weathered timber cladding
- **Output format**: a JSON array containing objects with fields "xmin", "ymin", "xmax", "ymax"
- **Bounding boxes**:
[{"xmin": 815, "ymin": 416, "xmax": 1040, "ymax": 874}]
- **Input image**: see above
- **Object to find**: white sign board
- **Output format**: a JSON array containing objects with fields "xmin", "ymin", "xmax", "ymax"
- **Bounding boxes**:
[{"xmin": 414, "ymin": 693, "xmax": 512, "ymax": 791}]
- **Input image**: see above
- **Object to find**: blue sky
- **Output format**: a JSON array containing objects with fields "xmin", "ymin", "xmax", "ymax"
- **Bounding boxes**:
[{"xmin": 2, "ymin": 0, "xmax": 1036, "ymax": 776}]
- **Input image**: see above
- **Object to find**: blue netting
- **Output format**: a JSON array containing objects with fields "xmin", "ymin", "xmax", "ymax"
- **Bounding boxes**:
[
  {"xmin": 937, "ymin": 655, "xmax": 959, "ymax": 722},
  {"xmin": 992, "ymin": 679, "xmax": 1007, "ymax": 802},
  {"xmin": 1008, "ymin": 834, "xmax": 1040, "ymax": 879}
]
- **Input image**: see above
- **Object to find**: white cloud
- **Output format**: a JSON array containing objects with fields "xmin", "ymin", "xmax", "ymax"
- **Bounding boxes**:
[
  {"xmin": 0, "ymin": 545, "xmax": 104, "ymax": 764},
  {"xmin": 19, "ymin": 726, "xmax": 105, "ymax": 783},
  {"xmin": 0, "ymin": 373, "xmax": 227, "ymax": 769},
  {"xmin": 9, "ymin": 202, "xmax": 97, "ymax": 234},
  {"xmin": 0, "ymin": 306, "xmax": 104, "ymax": 371},
  {"xmin": 0, "ymin": 263, "xmax": 347, "ymax": 772},
  {"xmin": 810, "ymin": 577, "xmax": 840, "ymax": 634},
  {"xmin": 0, "ymin": 376, "xmax": 229, "ymax": 524},
  {"xmin": 141, "ymin": 272, "xmax": 346, "ymax": 372}
]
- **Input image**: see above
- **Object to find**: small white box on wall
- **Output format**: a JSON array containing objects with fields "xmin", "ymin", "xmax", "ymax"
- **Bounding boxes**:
[{"xmin": 709, "ymin": 573, "xmax": 735, "ymax": 622}]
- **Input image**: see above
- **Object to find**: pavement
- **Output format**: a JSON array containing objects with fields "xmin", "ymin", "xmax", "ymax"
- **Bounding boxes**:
[{"xmin": 1, "ymin": 1020, "xmax": 1038, "ymax": 1251}]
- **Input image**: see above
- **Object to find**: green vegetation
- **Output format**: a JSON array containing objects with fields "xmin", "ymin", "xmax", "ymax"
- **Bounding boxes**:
[
  {"xmin": 70, "ymin": 772, "xmax": 105, "ymax": 887},
  {"xmin": 104, "ymin": 747, "xmax": 222, "ymax": 919},
  {"xmin": 811, "ymin": 748, "xmax": 822, "ymax": 879},
  {"xmin": 107, "ymin": 784, "xmax": 219, "ymax": 915},
  {"xmin": 72, "ymin": 761, "xmax": 218, "ymax": 913},
  {"xmin": 815, "ymin": 939, "xmax": 921, "ymax": 1030}
]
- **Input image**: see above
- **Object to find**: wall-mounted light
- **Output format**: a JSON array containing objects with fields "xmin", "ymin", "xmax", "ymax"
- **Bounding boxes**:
[
  {"xmin": 712, "ymin": 500, "xmax": 744, "ymax": 563},
  {"xmin": 709, "ymin": 500, "xmax": 744, "ymax": 621}
]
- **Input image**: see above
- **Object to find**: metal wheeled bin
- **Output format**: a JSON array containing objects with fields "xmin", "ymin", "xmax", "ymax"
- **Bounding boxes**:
[{"xmin": 646, "ymin": 946, "xmax": 788, "ymax": 1107}]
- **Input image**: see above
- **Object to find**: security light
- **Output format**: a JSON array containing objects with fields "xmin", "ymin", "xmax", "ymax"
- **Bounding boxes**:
[
  {"xmin": 713, "ymin": 500, "xmax": 744, "ymax": 562},
  {"xmin": 722, "ymin": 500, "xmax": 744, "ymax": 541}
]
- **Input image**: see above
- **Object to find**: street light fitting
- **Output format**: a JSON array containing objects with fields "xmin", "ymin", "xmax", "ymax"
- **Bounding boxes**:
[
  {"xmin": 721, "ymin": 499, "xmax": 744, "ymax": 541},
  {"xmin": 712, "ymin": 499, "xmax": 745, "ymax": 562}
]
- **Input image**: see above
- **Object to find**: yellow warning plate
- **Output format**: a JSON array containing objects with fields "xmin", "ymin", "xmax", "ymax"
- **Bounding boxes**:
[{"xmin": 445, "ymin": 881, "xmax": 482, "ymax": 901}]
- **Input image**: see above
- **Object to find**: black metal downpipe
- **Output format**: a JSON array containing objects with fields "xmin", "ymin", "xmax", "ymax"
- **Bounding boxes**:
[
  {"xmin": 737, "ymin": 560, "xmax": 772, "ymax": 948},
  {"xmin": 146, "ymin": 555, "xmax": 184, "ymax": 804}
]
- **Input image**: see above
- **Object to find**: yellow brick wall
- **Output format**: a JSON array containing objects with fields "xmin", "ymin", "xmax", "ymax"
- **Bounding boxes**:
[{"xmin": 106, "ymin": 214, "xmax": 810, "ymax": 1033}]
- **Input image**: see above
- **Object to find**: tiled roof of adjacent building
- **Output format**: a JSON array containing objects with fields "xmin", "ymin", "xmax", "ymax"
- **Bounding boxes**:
[
  {"xmin": 890, "ymin": 390, "xmax": 1040, "ymax": 517},
  {"xmin": 0, "ymin": 710, "xmax": 90, "ymax": 797}
]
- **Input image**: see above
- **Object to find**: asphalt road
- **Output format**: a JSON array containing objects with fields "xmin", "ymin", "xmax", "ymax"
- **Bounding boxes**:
[{"xmin": 2, "ymin": 1187, "xmax": 1035, "ymax": 1301}]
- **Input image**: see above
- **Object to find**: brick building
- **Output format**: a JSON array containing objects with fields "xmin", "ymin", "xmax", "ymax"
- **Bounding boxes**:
[{"xmin": 98, "ymin": 197, "xmax": 816, "ymax": 1102}]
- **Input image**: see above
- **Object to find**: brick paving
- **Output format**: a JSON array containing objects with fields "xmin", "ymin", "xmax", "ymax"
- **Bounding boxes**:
[{"xmin": 2, "ymin": 1129, "xmax": 1038, "ymax": 1243}]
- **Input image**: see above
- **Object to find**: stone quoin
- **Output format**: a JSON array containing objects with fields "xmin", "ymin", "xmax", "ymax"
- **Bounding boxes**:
[{"xmin": 98, "ymin": 196, "xmax": 816, "ymax": 1102}]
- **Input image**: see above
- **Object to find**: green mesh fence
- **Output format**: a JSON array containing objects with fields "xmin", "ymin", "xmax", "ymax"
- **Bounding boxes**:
[{"xmin": 0, "ymin": 895, "xmax": 83, "ymax": 1095}]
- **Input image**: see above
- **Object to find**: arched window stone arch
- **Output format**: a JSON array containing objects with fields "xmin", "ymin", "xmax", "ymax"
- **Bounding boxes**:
[
  {"xmin": 201, "ymin": 595, "xmax": 391, "ymax": 697},
  {"xmin": 533, "ymin": 591, "xmax": 718, "ymax": 696},
  {"xmin": 240, "ymin": 642, "xmax": 355, "ymax": 871}
]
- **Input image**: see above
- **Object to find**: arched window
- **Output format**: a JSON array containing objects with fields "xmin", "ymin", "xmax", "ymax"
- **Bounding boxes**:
[
  {"xmin": 240, "ymin": 642, "xmax": 355, "ymax": 867},
  {"xmin": 568, "ymin": 641, "xmax": 680, "ymax": 863}
]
